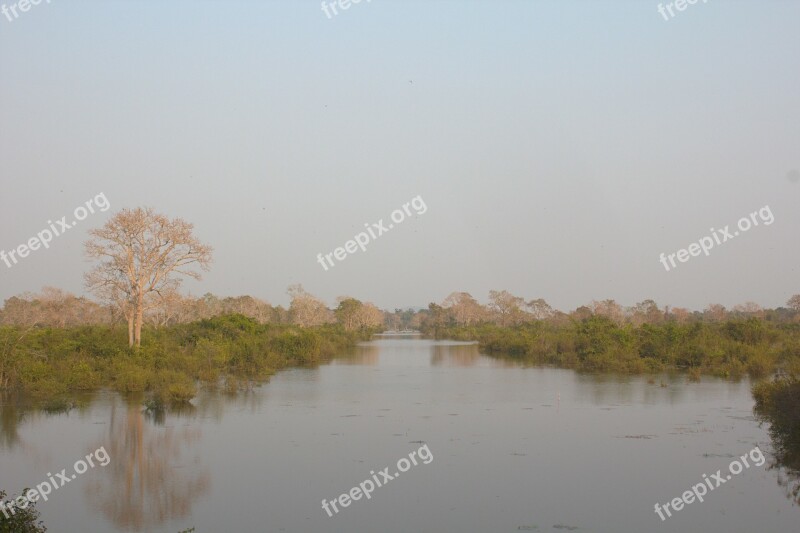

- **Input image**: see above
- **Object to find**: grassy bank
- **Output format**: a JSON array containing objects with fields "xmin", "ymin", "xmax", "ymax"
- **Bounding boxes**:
[
  {"xmin": 425, "ymin": 316, "xmax": 800, "ymax": 378},
  {"xmin": 0, "ymin": 314, "xmax": 374, "ymax": 408}
]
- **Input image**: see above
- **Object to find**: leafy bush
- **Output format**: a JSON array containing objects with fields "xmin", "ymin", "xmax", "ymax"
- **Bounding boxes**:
[{"xmin": 0, "ymin": 489, "xmax": 47, "ymax": 532}]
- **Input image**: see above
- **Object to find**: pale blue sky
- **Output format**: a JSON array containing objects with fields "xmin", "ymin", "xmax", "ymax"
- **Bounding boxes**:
[{"xmin": 1, "ymin": 0, "xmax": 798, "ymax": 311}]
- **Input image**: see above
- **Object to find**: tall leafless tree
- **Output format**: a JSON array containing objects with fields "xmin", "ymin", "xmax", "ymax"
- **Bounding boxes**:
[{"xmin": 85, "ymin": 207, "xmax": 212, "ymax": 346}]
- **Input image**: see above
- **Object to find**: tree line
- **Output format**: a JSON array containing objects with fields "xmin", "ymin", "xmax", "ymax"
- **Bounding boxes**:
[
  {"xmin": 0, "ymin": 285, "xmax": 384, "ymax": 332},
  {"xmin": 6, "ymin": 205, "xmax": 792, "ymax": 345},
  {"xmin": 4, "ymin": 287, "xmax": 799, "ymax": 333}
]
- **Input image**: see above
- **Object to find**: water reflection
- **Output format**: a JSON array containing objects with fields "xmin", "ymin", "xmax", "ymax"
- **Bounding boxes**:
[
  {"xmin": 0, "ymin": 392, "xmax": 98, "ymax": 451},
  {"xmin": 429, "ymin": 342, "xmax": 527, "ymax": 368},
  {"xmin": 0, "ymin": 398, "xmax": 23, "ymax": 450},
  {"xmin": 754, "ymin": 383, "xmax": 800, "ymax": 503},
  {"xmin": 335, "ymin": 343, "xmax": 379, "ymax": 365},
  {"xmin": 85, "ymin": 398, "xmax": 210, "ymax": 530},
  {"xmin": 429, "ymin": 342, "xmax": 478, "ymax": 367}
]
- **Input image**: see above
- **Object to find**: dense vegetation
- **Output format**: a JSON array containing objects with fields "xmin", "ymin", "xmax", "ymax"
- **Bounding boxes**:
[
  {"xmin": 753, "ymin": 373, "xmax": 800, "ymax": 503},
  {"xmin": 423, "ymin": 316, "xmax": 800, "ymax": 378},
  {"xmin": 0, "ymin": 314, "xmax": 373, "ymax": 408}
]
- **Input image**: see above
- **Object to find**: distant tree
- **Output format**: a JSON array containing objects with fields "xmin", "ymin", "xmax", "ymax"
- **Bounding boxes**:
[
  {"xmin": 704, "ymin": 304, "xmax": 727, "ymax": 322},
  {"xmin": 410, "ymin": 309, "xmax": 427, "ymax": 329},
  {"xmin": 220, "ymin": 296, "xmax": 273, "ymax": 323},
  {"xmin": 145, "ymin": 289, "xmax": 188, "ymax": 327},
  {"xmin": 442, "ymin": 292, "xmax": 485, "ymax": 325},
  {"xmin": 488, "ymin": 290, "xmax": 526, "ymax": 326},
  {"xmin": 396, "ymin": 308, "xmax": 418, "ymax": 330},
  {"xmin": 385, "ymin": 309, "xmax": 402, "ymax": 330},
  {"xmin": 590, "ymin": 299, "xmax": 623, "ymax": 324},
  {"xmin": 85, "ymin": 207, "xmax": 212, "ymax": 346},
  {"xmin": 527, "ymin": 298, "xmax": 554, "ymax": 320},
  {"xmin": 354, "ymin": 302, "xmax": 384, "ymax": 329},
  {"xmin": 669, "ymin": 307, "xmax": 692, "ymax": 324},
  {"xmin": 199, "ymin": 293, "xmax": 222, "ymax": 318},
  {"xmin": 0, "ymin": 294, "xmax": 44, "ymax": 328},
  {"xmin": 271, "ymin": 305, "xmax": 290, "ymax": 324},
  {"xmin": 39, "ymin": 287, "xmax": 110, "ymax": 326},
  {"xmin": 0, "ymin": 288, "xmax": 110, "ymax": 327},
  {"xmin": 629, "ymin": 299, "xmax": 662, "ymax": 325},
  {"xmin": 787, "ymin": 295, "xmax": 800, "ymax": 313},
  {"xmin": 733, "ymin": 302, "xmax": 765, "ymax": 319},
  {"xmin": 335, "ymin": 298, "xmax": 364, "ymax": 330},
  {"xmin": 287, "ymin": 285, "xmax": 332, "ymax": 326},
  {"xmin": 423, "ymin": 303, "xmax": 451, "ymax": 329},
  {"xmin": 571, "ymin": 306, "xmax": 593, "ymax": 321}
]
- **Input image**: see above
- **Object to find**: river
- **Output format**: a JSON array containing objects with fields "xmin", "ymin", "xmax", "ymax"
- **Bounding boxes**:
[{"xmin": 0, "ymin": 336, "xmax": 795, "ymax": 532}]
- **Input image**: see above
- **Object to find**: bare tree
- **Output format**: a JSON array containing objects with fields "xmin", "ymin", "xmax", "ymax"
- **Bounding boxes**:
[
  {"xmin": 590, "ymin": 299, "xmax": 624, "ymax": 324},
  {"xmin": 355, "ymin": 302, "xmax": 385, "ymax": 329},
  {"xmin": 288, "ymin": 285, "xmax": 332, "ymax": 326},
  {"xmin": 0, "ymin": 288, "xmax": 111, "ymax": 327},
  {"xmin": 704, "ymin": 303, "xmax": 727, "ymax": 323},
  {"xmin": 221, "ymin": 295, "xmax": 273, "ymax": 323},
  {"xmin": 0, "ymin": 293, "xmax": 45, "ymax": 327},
  {"xmin": 527, "ymin": 298, "xmax": 554, "ymax": 321},
  {"xmin": 145, "ymin": 288, "xmax": 187, "ymax": 327},
  {"xmin": 787, "ymin": 295, "xmax": 800, "ymax": 312},
  {"xmin": 488, "ymin": 290, "xmax": 526, "ymax": 326},
  {"xmin": 442, "ymin": 292, "xmax": 486, "ymax": 325},
  {"xmin": 733, "ymin": 302, "xmax": 765, "ymax": 319},
  {"xmin": 85, "ymin": 208, "xmax": 212, "ymax": 346},
  {"xmin": 669, "ymin": 307, "xmax": 692, "ymax": 323}
]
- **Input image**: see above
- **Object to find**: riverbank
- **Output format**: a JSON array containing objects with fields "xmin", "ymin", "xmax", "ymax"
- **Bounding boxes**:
[
  {"xmin": 0, "ymin": 314, "xmax": 375, "ymax": 409},
  {"xmin": 423, "ymin": 317, "xmax": 800, "ymax": 378}
]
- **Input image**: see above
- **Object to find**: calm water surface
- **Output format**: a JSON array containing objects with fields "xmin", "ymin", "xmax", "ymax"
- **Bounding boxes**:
[{"xmin": 0, "ymin": 337, "xmax": 796, "ymax": 532}]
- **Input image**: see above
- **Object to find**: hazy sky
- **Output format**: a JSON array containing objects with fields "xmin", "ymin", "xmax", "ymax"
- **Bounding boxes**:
[{"xmin": 1, "ymin": 0, "xmax": 798, "ymax": 311}]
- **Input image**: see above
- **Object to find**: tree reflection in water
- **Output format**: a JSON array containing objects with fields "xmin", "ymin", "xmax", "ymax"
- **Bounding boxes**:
[{"xmin": 85, "ymin": 398, "xmax": 210, "ymax": 530}]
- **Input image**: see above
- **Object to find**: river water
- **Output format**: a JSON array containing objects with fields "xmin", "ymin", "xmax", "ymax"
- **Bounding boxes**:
[{"xmin": 0, "ymin": 336, "xmax": 796, "ymax": 532}]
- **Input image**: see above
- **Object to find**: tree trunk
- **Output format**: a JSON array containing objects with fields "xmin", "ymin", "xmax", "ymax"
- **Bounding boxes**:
[
  {"xmin": 127, "ymin": 315, "xmax": 134, "ymax": 347},
  {"xmin": 133, "ymin": 291, "xmax": 144, "ymax": 347}
]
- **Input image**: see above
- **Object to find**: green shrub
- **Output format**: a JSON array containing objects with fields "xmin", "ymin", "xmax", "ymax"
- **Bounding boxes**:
[
  {"xmin": 0, "ymin": 488, "xmax": 47, "ymax": 532},
  {"xmin": 151, "ymin": 370, "xmax": 197, "ymax": 405},
  {"xmin": 111, "ymin": 362, "xmax": 151, "ymax": 393},
  {"xmin": 64, "ymin": 360, "xmax": 101, "ymax": 391},
  {"xmin": 271, "ymin": 330, "xmax": 322, "ymax": 364}
]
